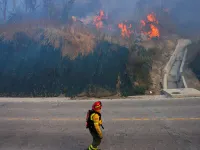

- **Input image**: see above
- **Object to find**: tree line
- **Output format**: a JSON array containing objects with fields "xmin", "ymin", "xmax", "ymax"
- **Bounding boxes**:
[{"xmin": 0, "ymin": 0, "xmax": 77, "ymax": 22}]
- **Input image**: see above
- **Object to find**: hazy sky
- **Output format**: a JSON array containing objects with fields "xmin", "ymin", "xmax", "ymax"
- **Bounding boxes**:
[{"xmin": 1, "ymin": 0, "xmax": 200, "ymax": 32}]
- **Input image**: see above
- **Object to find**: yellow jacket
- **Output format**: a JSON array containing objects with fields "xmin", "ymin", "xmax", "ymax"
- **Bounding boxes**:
[{"xmin": 90, "ymin": 113, "xmax": 103, "ymax": 138}]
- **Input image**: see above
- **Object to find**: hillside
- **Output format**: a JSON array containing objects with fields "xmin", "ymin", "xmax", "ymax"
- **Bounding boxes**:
[
  {"xmin": 0, "ymin": 0, "xmax": 186, "ymax": 98},
  {"xmin": 0, "ymin": 19, "xmax": 142, "ymax": 97},
  {"xmin": 188, "ymin": 40, "xmax": 200, "ymax": 88},
  {"xmin": 0, "ymin": 15, "xmax": 180, "ymax": 98}
]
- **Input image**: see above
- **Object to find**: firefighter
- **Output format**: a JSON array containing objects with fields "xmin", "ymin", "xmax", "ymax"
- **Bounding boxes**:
[{"xmin": 86, "ymin": 101, "xmax": 103, "ymax": 150}]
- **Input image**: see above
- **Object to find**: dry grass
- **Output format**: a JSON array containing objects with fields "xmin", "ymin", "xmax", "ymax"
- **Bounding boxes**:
[
  {"xmin": 0, "ymin": 19, "xmax": 60, "ymax": 40},
  {"xmin": 39, "ymin": 25, "xmax": 95, "ymax": 59},
  {"xmin": 0, "ymin": 19, "xmax": 96, "ymax": 59},
  {"xmin": 184, "ymin": 68, "xmax": 200, "ymax": 90},
  {"xmin": 140, "ymin": 35, "xmax": 180, "ymax": 94}
]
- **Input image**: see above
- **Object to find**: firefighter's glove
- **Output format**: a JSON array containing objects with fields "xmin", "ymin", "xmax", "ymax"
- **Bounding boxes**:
[
  {"xmin": 93, "ymin": 114, "xmax": 103, "ymax": 139},
  {"xmin": 99, "ymin": 119, "xmax": 102, "ymax": 125}
]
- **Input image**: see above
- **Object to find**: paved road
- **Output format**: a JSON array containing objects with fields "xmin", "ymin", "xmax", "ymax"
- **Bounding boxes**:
[{"xmin": 0, "ymin": 98, "xmax": 200, "ymax": 150}]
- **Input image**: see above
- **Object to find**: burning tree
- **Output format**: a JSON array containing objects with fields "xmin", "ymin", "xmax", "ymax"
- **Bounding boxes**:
[
  {"xmin": 118, "ymin": 22, "xmax": 134, "ymax": 38},
  {"xmin": 140, "ymin": 12, "xmax": 160, "ymax": 39},
  {"xmin": 0, "ymin": 0, "xmax": 8, "ymax": 21},
  {"xmin": 93, "ymin": 10, "xmax": 105, "ymax": 29}
]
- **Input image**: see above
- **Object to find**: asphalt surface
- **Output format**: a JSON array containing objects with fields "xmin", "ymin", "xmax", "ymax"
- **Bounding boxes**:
[{"xmin": 0, "ymin": 98, "xmax": 200, "ymax": 150}]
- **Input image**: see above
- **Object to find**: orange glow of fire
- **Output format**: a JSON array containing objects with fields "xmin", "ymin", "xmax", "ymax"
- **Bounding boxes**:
[
  {"xmin": 140, "ymin": 20, "xmax": 146, "ymax": 29},
  {"xmin": 140, "ymin": 20, "xmax": 146, "ymax": 28},
  {"xmin": 148, "ymin": 24, "xmax": 160, "ymax": 38},
  {"xmin": 93, "ymin": 10, "xmax": 105, "ymax": 29},
  {"xmin": 147, "ymin": 13, "xmax": 158, "ymax": 24},
  {"xmin": 118, "ymin": 23, "xmax": 134, "ymax": 38},
  {"xmin": 140, "ymin": 12, "xmax": 160, "ymax": 39}
]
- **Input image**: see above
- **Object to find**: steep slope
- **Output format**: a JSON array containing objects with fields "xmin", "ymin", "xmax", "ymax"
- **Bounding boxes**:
[{"xmin": 0, "ymin": 20, "xmax": 152, "ymax": 97}]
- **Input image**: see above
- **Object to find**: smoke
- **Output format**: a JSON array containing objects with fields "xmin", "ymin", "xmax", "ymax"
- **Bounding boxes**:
[
  {"xmin": 1, "ymin": 0, "xmax": 200, "ymax": 37},
  {"xmin": 100, "ymin": 0, "xmax": 139, "ymax": 20},
  {"xmin": 169, "ymin": 0, "xmax": 200, "ymax": 36},
  {"xmin": 97, "ymin": 0, "xmax": 200, "ymax": 36}
]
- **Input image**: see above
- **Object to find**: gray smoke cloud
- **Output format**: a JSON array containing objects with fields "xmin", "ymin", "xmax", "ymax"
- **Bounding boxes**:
[
  {"xmin": 1, "ymin": 0, "xmax": 200, "ymax": 36},
  {"xmin": 97, "ymin": 0, "xmax": 200, "ymax": 36}
]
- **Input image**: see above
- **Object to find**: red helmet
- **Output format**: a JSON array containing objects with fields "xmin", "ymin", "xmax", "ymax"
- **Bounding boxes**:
[{"xmin": 92, "ymin": 101, "xmax": 102, "ymax": 111}]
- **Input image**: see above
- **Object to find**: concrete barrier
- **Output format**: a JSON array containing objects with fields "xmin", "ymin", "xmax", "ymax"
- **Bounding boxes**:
[
  {"xmin": 180, "ymin": 48, "xmax": 187, "ymax": 73},
  {"xmin": 181, "ymin": 75, "xmax": 188, "ymax": 88},
  {"xmin": 163, "ymin": 74, "xmax": 168, "ymax": 89},
  {"xmin": 161, "ymin": 39, "xmax": 200, "ymax": 97},
  {"xmin": 164, "ymin": 42, "xmax": 180, "ymax": 74},
  {"xmin": 163, "ymin": 39, "xmax": 191, "ymax": 89},
  {"xmin": 164, "ymin": 39, "xmax": 191, "ymax": 74},
  {"xmin": 163, "ymin": 41, "xmax": 179, "ymax": 89},
  {"xmin": 179, "ymin": 48, "xmax": 188, "ymax": 88},
  {"xmin": 162, "ymin": 88, "xmax": 200, "ymax": 98}
]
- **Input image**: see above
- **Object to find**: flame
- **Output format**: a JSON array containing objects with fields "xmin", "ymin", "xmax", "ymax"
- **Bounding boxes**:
[
  {"xmin": 140, "ymin": 12, "xmax": 160, "ymax": 39},
  {"xmin": 118, "ymin": 23, "xmax": 134, "ymax": 38},
  {"xmin": 147, "ymin": 13, "xmax": 158, "ymax": 24},
  {"xmin": 93, "ymin": 10, "xmax": 105, "ymax": 29},
  {"xmin": 148, "ymin": 24, "xmax": 160, "ymax": 38},
  {"xmin": 92, "ymin": 10, "xmax": 160, "ymax": 39},
  {"xmin": 140, "ymin": 20, "xmax": 146, "ymax": 28}
]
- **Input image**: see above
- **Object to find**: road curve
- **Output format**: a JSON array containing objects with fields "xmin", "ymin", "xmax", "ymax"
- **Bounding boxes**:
[{"xmin": 0, "ymin": 98, "xmax": 200, "ymax": 150}]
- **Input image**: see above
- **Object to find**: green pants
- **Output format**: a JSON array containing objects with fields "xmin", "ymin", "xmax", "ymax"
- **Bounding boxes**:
[{"xmin": 88, "ymin": 128, "xmax": 101, "ymax": 150}]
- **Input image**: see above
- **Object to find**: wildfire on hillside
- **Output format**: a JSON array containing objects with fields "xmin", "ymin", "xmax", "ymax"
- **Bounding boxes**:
[
  {"xmin": 147, "ymin": 13, "xmax": 158, "ymax": 24},
  {"xmin": 118, "ymin": 22, "xmax": 134, "ymax": 38},
  {"xmin": 140, "ymin": 12, "xmax": 160, "ymax": 39},
  {"xmin": 117, "ymin": 12, "xmax": 160, "ymax": 39},
  {"xmin": 148, "ymin": 24, "xmax": 160, "ymax": 38},
  {"xmin": 140, "ymin": 20, "xmax": 146, "ymax": 28},
  {"xmin": 93, "ymin": 10, "xmax": 106, "ymax": 29},
  {"xmin": 91, "ymin": 10, "xmax": 160, "ymax": 40}
]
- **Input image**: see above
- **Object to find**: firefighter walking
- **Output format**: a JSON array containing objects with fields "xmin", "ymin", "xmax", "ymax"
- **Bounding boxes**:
[{"xmin": 86, "ymin": 101, "xmax": 104, "ymax": 150}]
